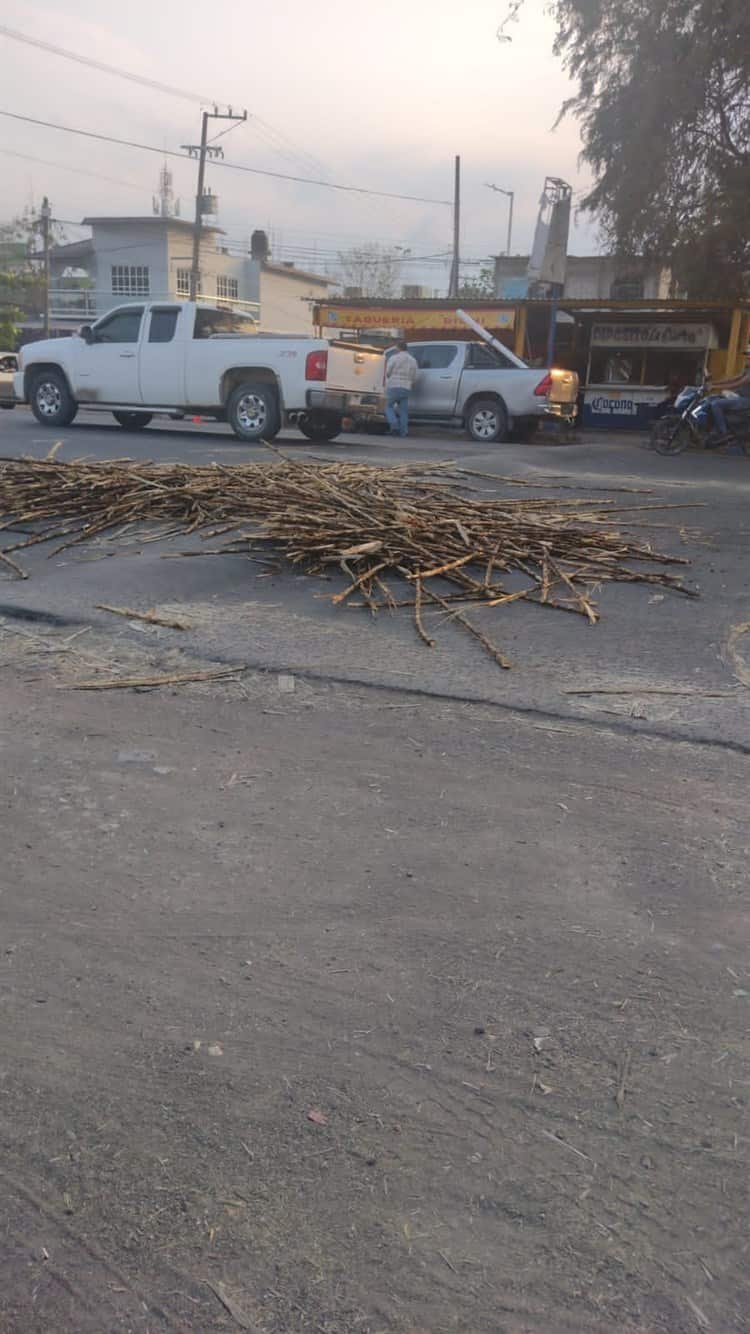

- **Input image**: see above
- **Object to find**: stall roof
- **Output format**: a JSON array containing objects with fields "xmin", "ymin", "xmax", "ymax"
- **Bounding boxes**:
[
  {"xmin": 316, "ymin": 296, "xmax": 748, "ymax": 313},
  {"xmin": 555, "ymin": 301, "xmax": 749, "ymax": 318}
]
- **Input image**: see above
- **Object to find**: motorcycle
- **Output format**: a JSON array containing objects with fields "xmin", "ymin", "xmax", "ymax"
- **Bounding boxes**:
[{"xmin": 651, "ymin": 381, "xmax": 750, "ymax": 456}]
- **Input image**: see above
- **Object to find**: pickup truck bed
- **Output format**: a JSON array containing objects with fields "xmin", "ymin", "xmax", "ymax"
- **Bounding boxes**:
[{"xmin": 14, "ymin": 302, "xmax": 385, "ymax": 443}]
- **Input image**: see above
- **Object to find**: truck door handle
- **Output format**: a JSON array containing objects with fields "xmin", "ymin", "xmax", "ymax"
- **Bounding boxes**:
[
  {"xmin": 119, "ymin": 352, "xmax": 136, "ymax": 359},
  {"xmin": 439, "ymin": 373, "xmax": 452, "ymax": 379}
]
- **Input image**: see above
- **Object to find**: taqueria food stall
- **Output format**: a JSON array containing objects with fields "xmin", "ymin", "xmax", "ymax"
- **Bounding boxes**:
[{"xmin": 580, "ymin": 320, "xmax": 718, "ymax": 430}]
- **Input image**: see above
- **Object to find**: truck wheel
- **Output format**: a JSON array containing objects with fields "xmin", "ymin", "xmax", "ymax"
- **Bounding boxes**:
[
  {"xmin": 227, "ymin": 382, "xmax": 280, "ymax": 442},
  {"xmin": 298, "ymin": 412, "xmax": 342, "ymax": 442},
  {"xmin": 113, "ymin": 411, "xmax": 153, "ymax": 430},
  {"xmin": 29, "ymin": 370, "xmax": 78, "ymax": 428},
  {"xmin": 467, "ymin": 398, "xmax": 508, "ymax": 444}
]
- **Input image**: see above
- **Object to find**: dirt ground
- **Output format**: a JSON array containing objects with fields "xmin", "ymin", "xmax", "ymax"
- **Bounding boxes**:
[{"xmin": 1, "ymin": 657, "xmax": 748, "ymax": 1333}]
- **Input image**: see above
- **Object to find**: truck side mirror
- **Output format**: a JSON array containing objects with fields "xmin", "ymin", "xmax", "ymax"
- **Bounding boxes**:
[{"xmin": 80, "ymin": 325, "xmax": 94, "ymax": 344}]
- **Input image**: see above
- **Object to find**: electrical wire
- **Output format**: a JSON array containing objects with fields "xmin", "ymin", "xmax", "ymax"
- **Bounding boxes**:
[
  {"xmin": 207, "ymin": 119, "xmax": 246, "ymax": 146},
  {"xmin": 0, "ymin": 110, "xmax": 453, "ymax": 206},
  {"xmin": 0, "ymin": 24, "xmax": 353, "ymax": 189},
  {"xmin": 0, "ymin": 23, "xmax": 216, "ymax": 104},
  {"xmin": 0, "ymin": 146, "xmax": 144, "ymax": 191}
]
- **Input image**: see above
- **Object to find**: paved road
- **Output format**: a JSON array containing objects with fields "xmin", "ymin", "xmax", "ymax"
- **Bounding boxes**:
[
  {"xmin": 1, "ymin": 406, "xmax": 749, "ymax": 1332},
  {"xmin": 1, "ymin": 406, "xmax": 749, "ymax": 749}
]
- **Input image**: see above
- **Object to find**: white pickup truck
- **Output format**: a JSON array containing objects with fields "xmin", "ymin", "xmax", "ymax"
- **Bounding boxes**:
[
  {"xmin": 397, "ymin": 313, "xmax": 578, "ymax": 443},
  {"xmin": 14, "ymin": 301, "xmax": 385, "ymax": 443}
]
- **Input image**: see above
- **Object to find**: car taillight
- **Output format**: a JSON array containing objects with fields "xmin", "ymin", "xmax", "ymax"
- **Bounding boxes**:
[
  {"xmin": 305, "ymin": 349, "xmax": 328, "ymax": 381},
  {"xmin": 534, "ymin": 373, "xmax": 553, "ymax": 397}
]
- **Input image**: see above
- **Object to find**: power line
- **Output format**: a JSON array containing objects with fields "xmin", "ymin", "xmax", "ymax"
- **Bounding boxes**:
[
  {"xmin": 0, "ymin": 23, "xmax": 215, "ymax": 104},
  {"xmin": 0, "ymin": 110, "xmax": 453, "ymax": 206},
  {"xmin": 0, "ymin": 23, "xmax": 354, "ymax": 189},
  {"xmin": 0, "ymin": 146, "xmax": 144, "ymax": 192}
]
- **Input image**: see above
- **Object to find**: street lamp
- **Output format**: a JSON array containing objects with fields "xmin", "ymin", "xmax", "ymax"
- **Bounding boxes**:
[{"xmin": 485, "ymin": 183, "xmax": 514, "ymax": 257}]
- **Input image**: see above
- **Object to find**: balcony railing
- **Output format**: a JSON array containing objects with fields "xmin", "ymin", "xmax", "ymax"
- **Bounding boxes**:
[{"xmin": 44, "ymin": 289, "xmax": 261, "ymax": 323}]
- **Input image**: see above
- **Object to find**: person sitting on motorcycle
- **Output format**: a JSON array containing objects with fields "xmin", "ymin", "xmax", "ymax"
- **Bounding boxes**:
[{"xmin": 704, "ymin": 346, "xmax": 750, "ymax": 443}]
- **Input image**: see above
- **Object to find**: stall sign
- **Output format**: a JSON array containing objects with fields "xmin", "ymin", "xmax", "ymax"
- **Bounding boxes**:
[
  {"xmin": 319, "ymin": 306, "xmax": 515, "ymax": 331},
  {"xmin": 583, "ymin": 387, "xmax": 664, "ymax": 431},
  {"xmin": 590, "ymin": 322, "xmax": 716, "ymax": 349},
  {"xmin": 589, "ymin": 393, "xmax": 639, "ymax": 416}
]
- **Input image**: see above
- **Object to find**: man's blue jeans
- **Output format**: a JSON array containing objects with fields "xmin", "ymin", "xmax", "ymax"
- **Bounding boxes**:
[
  {"xmin": 386, "ymin": 387, "xmax": 410, "ymax": 437},
  {"xmin": 706, "ymin": 394, "xmax": 730, "ymax": 437}
]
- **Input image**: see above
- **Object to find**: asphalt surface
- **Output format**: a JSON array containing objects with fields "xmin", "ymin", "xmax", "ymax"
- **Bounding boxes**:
[
  {"xmin": 1, "ymin": 406, "xmax": 749, "ymax": 1332},
  {"xmin": 1, "ymin": 406, "xmax": 749, "ymax": 749}
]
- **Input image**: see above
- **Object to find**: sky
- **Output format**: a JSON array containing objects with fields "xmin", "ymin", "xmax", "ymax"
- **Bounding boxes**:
[{"xmin": 0, "ymin": 0, "xmax": 599, "ymax": 290}]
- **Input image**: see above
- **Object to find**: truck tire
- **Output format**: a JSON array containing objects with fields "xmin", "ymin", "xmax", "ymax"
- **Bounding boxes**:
[
  {"xmin": 466, "ymin": 397, "xmax": 508, "ymax": 444},
  {"xmin": 29, "ymin": 369, "xmax": 78, "ymax": 428},
  {"xmin": 227, "ymin": 382, "xmax": 280, "ymax": 443},
  {"xmin": 298, "ymin": 412, "xmax": 342, "ymax": 442},
  {"xmin": 113, "ymin": 411, "xmax": 153, "ymax": 430}
]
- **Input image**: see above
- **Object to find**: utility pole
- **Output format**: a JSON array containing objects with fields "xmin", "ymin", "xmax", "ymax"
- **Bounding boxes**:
[
  {"xmin": 449, "ymin": 155, "xmax": 461, "ymax": 299},
  {"xmin": 40, "ymin": 196, "xmax": 51, "ymax": 337},
  {"xmin": 486, "ymin": 183, "xmax": 514, "ymax": 256},
  {"xmin": 182, "ymin": 107, "xmax": 247, "ymax": 301}
]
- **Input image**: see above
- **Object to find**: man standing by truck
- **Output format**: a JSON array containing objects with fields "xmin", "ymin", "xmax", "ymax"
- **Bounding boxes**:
[{"xmin": 385, "ymin": 340, "xmax": 418, "ymax": 438}]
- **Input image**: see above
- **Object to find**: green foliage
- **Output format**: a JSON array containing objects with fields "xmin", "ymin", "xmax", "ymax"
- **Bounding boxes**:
[
  {"xmin": 0, "ymin": 306, "xmax": 21, "ymax": 350},
  {"xmin": 458, "ymin": 265, "xmax": 495, "ymax": 299},
  {"xmin": 0, "ymin": 270, "xmax": 44, "ymax": 348},
  {"xmin": 551, "ymin": 0, "xmax": 750, "ymax": 297}
]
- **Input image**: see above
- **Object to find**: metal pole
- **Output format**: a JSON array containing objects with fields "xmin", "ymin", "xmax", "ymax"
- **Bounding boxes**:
[
  {"xmin": 485, "ymin": 184, "xmax": 514, "ymax": 256},
  {"xmin": 541, "ymin": 296, "xmax": 555, "ymax": 365},
  {"xmin": 449, "ymin": 155, "xmax": 461, "ymax": 298},
  {"xmin": 41, "ymin": 196, "xmax": 51, "ymax": 337},
  {"xmin": 190, "ymin": 112, "xmax": 209, "ymax": 302}
]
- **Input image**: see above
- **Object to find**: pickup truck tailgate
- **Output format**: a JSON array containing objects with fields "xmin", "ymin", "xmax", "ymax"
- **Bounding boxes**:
[{"xmin": 327, "ymin": 342, "xmax": 384, "ymax": 397}]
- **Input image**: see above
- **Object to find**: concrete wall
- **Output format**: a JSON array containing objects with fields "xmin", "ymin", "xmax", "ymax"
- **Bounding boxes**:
[
  {"xmin": 90, "ymin": 222, "xmax": 171, "ymax": 312},
  {"xmin": 259, "ymin": 268, "xmax": 329, "ymax": 332},
  {"xmin": 166, "ymin": 229, "xmax": 258, "ymax": 307},
  {"xmin": 494, "ymin": 254, "xmax": 676, "ymax": 301}
]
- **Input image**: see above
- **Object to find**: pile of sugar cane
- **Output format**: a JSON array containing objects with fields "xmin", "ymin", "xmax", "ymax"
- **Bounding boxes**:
[{"xmin": 0, "ymin": 455, "xmax": 693, "ymax": 668}]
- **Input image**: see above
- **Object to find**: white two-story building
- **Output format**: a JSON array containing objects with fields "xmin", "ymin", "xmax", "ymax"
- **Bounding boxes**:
[{"xmin": 45, "ymin": 217, "xmax": 332, "ymax": 334}]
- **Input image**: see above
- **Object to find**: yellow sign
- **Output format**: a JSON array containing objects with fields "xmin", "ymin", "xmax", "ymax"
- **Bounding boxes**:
[{"xmin": 318, "ymin": 306, "xmax": 516, "ymax": 332}]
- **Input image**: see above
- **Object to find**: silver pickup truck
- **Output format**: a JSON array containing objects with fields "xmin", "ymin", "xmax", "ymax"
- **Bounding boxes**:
[{"xmin": 396, "ymin": 326, "xmax": 578, "ymax": 443}]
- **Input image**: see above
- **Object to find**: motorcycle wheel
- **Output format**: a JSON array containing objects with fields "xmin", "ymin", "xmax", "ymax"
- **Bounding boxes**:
[{"xmin": 652, "ymin": 419, "xmax": 690, "ymax": 455}]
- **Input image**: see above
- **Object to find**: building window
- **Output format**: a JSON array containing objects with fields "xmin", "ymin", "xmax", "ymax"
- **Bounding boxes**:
[
  {"xmin": 111, "ymin": 265, "xmax": 150, "ymax": 296},
  {"xmin": 176, "ymin": 269, "xmax": 202, "ymax": 297},
  {"xmin": 216, "ymin": 275, "xmax": 239, "ymax": 301}
]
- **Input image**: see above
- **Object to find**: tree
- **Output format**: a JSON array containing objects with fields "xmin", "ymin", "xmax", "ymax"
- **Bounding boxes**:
[
  {"xmin": 0, "ymin": 271, "xmax": 43, "ymax": 349},
  {"xmin": 458, "ymin": 264, "xmax": 495, "ymax": 299},
  {"xmin": 0, "ymin": 208, "xmax": 67, "ymax": 345},
  {"xmin": 550, "ymin": 0, "xmax": 750, "ymax": 297},
  {"xmin": 337, "ymin": 244, "xmax": 409, "ymax": 298}
]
